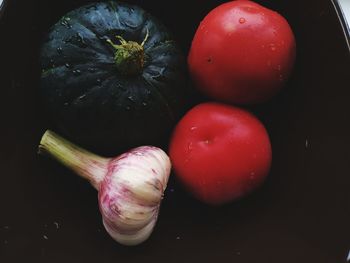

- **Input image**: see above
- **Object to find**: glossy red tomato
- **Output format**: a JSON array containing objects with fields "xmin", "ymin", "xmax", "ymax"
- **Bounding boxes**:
[
  {"xmin": 188, "ymin": 0, "xmax": 296, "ymax": 104},
  {"xmin": 169, "ymin": 103, "xmax": 272, "ymax": 205}
]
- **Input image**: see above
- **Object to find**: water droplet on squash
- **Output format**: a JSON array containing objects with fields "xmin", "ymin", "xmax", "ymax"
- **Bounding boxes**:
[
  {"xmin": 127, "ymin": 96, "xmax": 135, "ymax": 103},
  {"xmin": 57, "ymin": 47, "xmax": 63, "ymax": 54},
  {"xmin": 239, "ymin": 17, "xmax": 246, "ymax": 24},
  {"xmin": 78, "ymin": 94, "xmax": 86, "ymax": 101},
  {"xmin": 76, "ymin": 33, "xmax": 88, "ymax": 48},
  {"xmin": 60, "ymin": 18, "xmax": 72, "ymax": 29},
  {"xmin": 72, "ymin": 69, "xmax": 81, "ymax": 76},
  {"xmin": 96, "ymin": 78, "xmax": 102, "ymax": 85},
  {"xmin": 142, "ymin": 102, "xmax": 148, "ymax": 107},
  {"xmin": 87, "ymin": 5, "xmax": 98, "ymax": 10},
  {"xmin": 118, "ymin": 85, "xmax": 127, "ymax": 91},
  {"xmin": 99, "ymin": 36, "xmax": 109, "ymax": 42}
]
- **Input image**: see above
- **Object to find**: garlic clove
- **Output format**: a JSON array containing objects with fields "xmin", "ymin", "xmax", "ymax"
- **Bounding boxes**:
[
  {"xmin": 107, "ymin": 147, "xmax": 171, "ymax": 205},
  {"xmin": 103, "ymin": 215, "xmax": 158, "ymax": 246},
  {"xmin": 99, "ymin": 198, "xmax": 157, "ymax": 231},
  {"xmin": 98, "ymin": 146, "xmax": 171, "ymax": 245}
]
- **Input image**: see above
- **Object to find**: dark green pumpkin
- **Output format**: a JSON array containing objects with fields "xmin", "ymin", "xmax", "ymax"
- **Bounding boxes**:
[{"xmin": 40, "ymin": 1, "xmax": 188, "ymax": 154}]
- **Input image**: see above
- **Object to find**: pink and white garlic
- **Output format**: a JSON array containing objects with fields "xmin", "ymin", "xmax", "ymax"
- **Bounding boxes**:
[{"xmin": 38, "ymin": 130, "xmax": 171, "ymax": 246}]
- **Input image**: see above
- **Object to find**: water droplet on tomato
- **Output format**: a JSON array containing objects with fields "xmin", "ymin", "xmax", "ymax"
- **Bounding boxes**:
[
  {"xmin": 216, "ymin": 180, "xmax": 223, "ymax": 186},
  {"xmin": 190, "ymin": 127, "xmax": 198, "ymax": 132},
  {"xmin": 239, "ymin": 18, "xmax": 246, "ymax": 24},
  {"xmin": 187, "ymin": 142, "xmax": 193, "ymax": 151},
  {"xmin": 249, "ymin": 172, "xmax": 256, "ymax": 181},
  {"xmin": 270, "ymin": 44, "xmax": 276, "ymax": 51},
  {"xmin": 203, "ymin": 140, "xmax": 211, "ymax": 145}
]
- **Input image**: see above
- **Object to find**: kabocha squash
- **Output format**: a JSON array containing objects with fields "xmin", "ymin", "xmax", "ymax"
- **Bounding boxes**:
[{"xmin": 40, "ymin": 1, "xmax": 187, "ymax": 154}]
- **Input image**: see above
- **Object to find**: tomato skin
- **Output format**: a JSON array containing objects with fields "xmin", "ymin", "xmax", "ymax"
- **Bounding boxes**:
[
  {"xmin": 169, "ymin": 103, "xmax": 272, "ymax": 205},
  {"xmin": 188, "ymin": 0, "xmax": 296, "ymax": 104}
]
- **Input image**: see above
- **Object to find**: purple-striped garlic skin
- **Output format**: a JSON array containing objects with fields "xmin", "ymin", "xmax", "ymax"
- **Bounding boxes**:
[
  {"xmin": 38, "ymin": 131, "xmax": 171, "ymax": 246},
  {"xmin": 98, "ymin": 146, "xmax": 171, "ymax": 246}
]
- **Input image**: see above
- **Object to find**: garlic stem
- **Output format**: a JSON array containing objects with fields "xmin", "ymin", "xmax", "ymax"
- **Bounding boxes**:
[{"xmin": 38, "ymin": 130, "xmax": 108, "ymax": 189}]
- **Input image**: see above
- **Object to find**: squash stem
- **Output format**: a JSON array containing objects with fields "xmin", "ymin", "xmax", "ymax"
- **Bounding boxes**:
[
  {"xmin": 106, "ymin": 29, "xmax": 149, "ymax": 75},
  {"xmin": 38, "ymin": 130, "xmax": 109, "ymax": 190}
]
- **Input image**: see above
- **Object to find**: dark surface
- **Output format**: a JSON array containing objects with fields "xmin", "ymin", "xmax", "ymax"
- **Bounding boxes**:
[{"xmin": 0, "ymin": 0, "xmax": 349, "ymax": 263}]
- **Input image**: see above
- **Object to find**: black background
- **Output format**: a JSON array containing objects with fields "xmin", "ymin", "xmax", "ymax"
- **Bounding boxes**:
[{"xmin": 0, "ymin": 0, "xmax": 349, "ymax": 262}]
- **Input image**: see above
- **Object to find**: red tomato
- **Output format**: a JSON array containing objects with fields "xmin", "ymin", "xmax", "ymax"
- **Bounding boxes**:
[
  {"xmin": 169, "ymin": 103, "xmax": 272, "ymax": 205},
  {"xmin": 188, "ymin": 0, "xmax": 296, "ymax": 104}
]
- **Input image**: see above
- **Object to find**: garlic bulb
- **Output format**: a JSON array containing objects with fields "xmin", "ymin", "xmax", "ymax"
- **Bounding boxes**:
[{"xmin": 38, "ymin": 130, "xmax": 171, "ymax": 246}]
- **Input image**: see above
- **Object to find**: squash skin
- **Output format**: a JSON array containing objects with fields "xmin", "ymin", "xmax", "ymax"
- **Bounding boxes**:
[{"xmin": 40, "ymin": 1, "xmax": 187, "ymax": 154}]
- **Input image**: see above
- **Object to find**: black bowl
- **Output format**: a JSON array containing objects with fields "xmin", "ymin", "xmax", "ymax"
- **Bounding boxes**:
[{"xmin": 0, "ymin": 1, "xmax": 349, "ymax": 262}]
